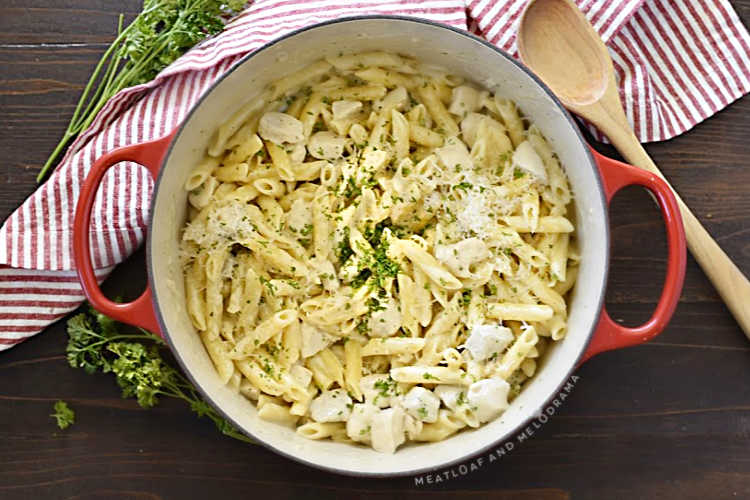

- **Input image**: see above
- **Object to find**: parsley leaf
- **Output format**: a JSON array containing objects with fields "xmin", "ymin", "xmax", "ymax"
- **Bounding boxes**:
[{"xmin": 51, "ymin": 400, "xmax": 75, "ymax": 430}]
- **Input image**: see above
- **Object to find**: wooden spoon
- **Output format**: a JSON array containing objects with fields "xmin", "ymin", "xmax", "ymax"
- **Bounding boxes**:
[{"xmin": 518, "ymin": 0, "xmax": 750, "ymax": 340}]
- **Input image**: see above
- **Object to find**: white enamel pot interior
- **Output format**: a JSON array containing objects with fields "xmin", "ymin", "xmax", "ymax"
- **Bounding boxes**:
[{"xmin": 147, "ymin": 16, "xmax": 609, "ymax": 477}]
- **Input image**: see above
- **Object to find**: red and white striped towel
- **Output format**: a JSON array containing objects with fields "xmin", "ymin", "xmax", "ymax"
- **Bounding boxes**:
[{"xmin": 1, "ymin": 0, "xmax": 749, "ymax": 351}]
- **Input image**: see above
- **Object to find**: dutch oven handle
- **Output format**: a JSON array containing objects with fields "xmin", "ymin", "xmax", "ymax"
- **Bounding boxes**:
[
  {"xmin": 72, "ymin": 133, "xmax": 174, "ymax": 337},
  {"xmin": 581, "ymin": 149, "xmax": 687, "ymax": 362}
]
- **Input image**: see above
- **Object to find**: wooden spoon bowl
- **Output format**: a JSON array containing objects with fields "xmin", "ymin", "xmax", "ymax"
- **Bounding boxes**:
[{"xmin": 519, "ymin": 0, "xmax": 611, "ymax": 108}]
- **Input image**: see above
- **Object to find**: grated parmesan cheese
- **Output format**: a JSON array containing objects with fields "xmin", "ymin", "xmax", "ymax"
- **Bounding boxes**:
[
  {"xmin": 182, "ymin": 199, "xmax": 258, "ymax": 249},
  {"xmin": 455, "ymin": 188, "xmax": 493, "ymax": 238}
]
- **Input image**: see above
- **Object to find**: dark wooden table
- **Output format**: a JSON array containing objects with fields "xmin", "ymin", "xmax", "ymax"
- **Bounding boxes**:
[{"xmin": 1, "ymin": 1, "xmax": 749, "ymax": 498}]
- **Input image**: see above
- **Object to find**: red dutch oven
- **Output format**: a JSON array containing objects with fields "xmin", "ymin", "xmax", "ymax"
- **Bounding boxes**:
[{"xmin": 73, "ymin": 16, "xmax": 686, "ymax": 476}]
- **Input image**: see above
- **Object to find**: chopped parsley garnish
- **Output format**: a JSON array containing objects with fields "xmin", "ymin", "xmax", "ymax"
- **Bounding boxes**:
[
  {"xmin": 351, "ymin": 270, "xmax": 370, "ymax": 289},
  {"xmin": 456, "ymin": 391, "xmax": 467, "ymax": 406},
  {"xmin": 342, "ymin": 177, "xmax": 362, "ymax": 199},
  {"xmin": 259, "ymin": 276, "xmax": 276, "ymax": 296},
  {"xmin": 367, "ymin": 297, "xmax": 386, "ymax": 313},
  {"xmin": 265, "ymin": 342, "xmax": 281, "ymax": 358},
  {"xmin": 336, "ymin": 226, "xmax": 354, "ymax": 265},
  {"xmin": 286, "ymin": 279, "xmax": 300, "ymax": 289},
  {"xmin": 422, "ymin": 373, "xmax": 437, "ymax": 380},
  {"xmin": 345, "ymin": 74, "xmax": 366, "ymax": 87},
  {"xmin": 374, "ymin": 376, "xmax": 398, "ymax": 396},
  {"xmin": 360, "ymin": 239, "xmax": 400, "ymax": 289},
  {"xmin": 356, "ymin": 319, "xmax": 370, "ymax": 334},
  {"xmin": 346, "ymin": 220, "xmax": 402, "ymax": 291},
  {"xmin": 261, "ymin": 359, "xmax": 275, "ymax": 378}
]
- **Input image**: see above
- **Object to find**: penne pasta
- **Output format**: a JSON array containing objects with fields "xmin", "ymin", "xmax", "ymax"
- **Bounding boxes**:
[{"xmin": 180, "ymin": 52, "xmax": 578, "ymax": 454}]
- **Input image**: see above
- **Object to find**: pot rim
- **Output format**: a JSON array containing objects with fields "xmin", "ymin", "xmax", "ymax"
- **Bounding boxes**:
[{"xmin": 146, "ymin": 14, "xmax": 609, "ymax": 478}]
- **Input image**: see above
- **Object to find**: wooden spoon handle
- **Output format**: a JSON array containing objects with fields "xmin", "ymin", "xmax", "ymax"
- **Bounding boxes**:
[{"xmin": 605, "ymin": 125, "xmax": 750, "ymax": 339}]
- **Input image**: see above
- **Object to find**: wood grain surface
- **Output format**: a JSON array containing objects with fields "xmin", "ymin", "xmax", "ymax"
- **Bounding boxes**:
[{"xmin": 1, "ymin": 2, "xmax": 749, "ymax": 499}]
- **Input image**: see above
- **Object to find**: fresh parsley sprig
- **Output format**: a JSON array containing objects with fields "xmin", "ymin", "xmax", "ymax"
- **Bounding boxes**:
[
  {"xmin": 38, "ymin": 0, "xmax": 246, "ymax": 182},
  {"xmin": 66, "ymin": 306, "xmax": 254, "ymax": 444}
]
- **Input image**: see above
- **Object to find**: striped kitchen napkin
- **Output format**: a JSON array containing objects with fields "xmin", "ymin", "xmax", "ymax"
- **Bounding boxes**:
[{"xmin": 1, "ymin": 0, "xmax": 749, "ymax": 350}]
